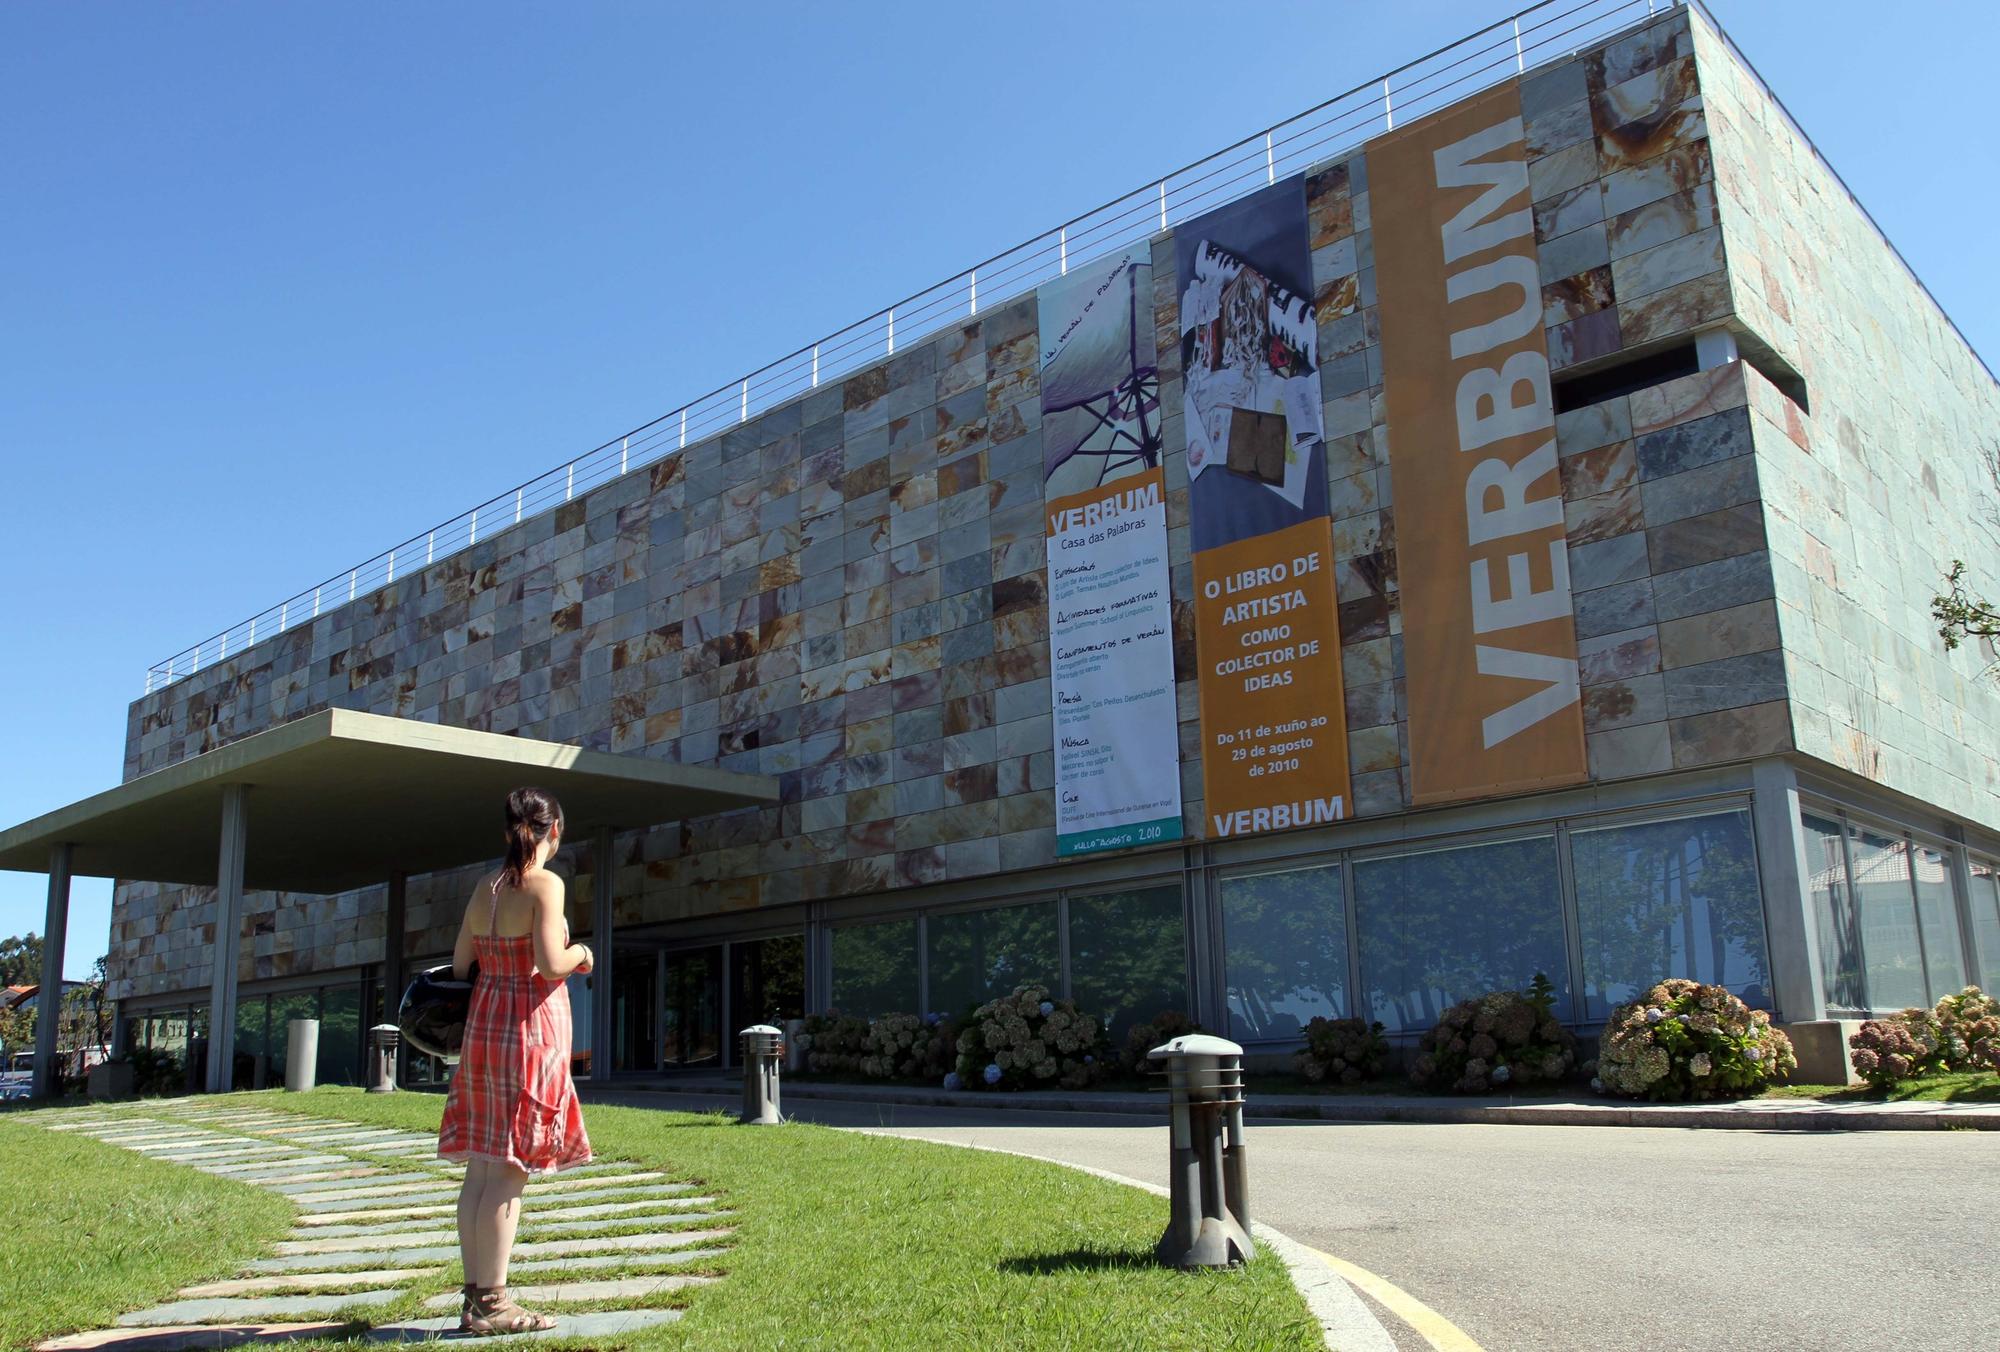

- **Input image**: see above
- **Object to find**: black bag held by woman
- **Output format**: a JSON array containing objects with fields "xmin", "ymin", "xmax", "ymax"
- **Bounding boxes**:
[{"xmin": 400, "ymin": 961, "xmax": 478, "ymax": 1062}]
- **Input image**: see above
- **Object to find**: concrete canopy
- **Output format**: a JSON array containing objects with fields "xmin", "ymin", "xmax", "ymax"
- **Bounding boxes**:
[{"xmin": 0, "ymin": 707, "xmax": 779, "ymax": 895}]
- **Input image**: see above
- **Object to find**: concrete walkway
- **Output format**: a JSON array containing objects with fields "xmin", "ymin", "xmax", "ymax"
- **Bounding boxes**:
[
  {"xmin": 22, "ymin": 1101, "xmax": 731, "ymax": 1350},
  {"xmin": 596, "ymin": 1072, "xmax": 2000, "ymax": 1130}
]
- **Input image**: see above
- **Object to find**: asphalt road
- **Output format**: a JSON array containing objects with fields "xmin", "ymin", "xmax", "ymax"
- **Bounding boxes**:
[{"xmin": 602, "ymin": 1089, "xmax": 1999, "ymax": 1352}]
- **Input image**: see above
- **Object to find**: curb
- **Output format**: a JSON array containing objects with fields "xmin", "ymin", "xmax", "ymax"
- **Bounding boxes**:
[
  {"xmin": 594, "ymin": 1078, "xmax": 2000, "ymax": 1132},
  {"xmin": 848, "ymin": 1131, "xmax": 1394, "ymax": 1352}
]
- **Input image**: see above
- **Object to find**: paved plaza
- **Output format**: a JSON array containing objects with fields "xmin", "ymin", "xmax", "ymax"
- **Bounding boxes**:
[{"xmin": 22, "ymin": 1102, "xmax": 731, "ymax": 1349}]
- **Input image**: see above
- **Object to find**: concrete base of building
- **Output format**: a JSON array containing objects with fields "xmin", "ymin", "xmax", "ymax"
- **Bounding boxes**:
[{"xmin": 1780, "ymin": 1020, "xmax": 1865, "ymax": 1086}]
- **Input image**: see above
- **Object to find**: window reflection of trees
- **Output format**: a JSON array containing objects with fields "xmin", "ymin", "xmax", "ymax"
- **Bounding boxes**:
[
  {"xmin": 1220, "ymin": 865, "xmax": 1347, "ymax": 1042},
  {"xmin": 830, "ymin": 921, "xmax": 918, "ymax": 1019},
  {"xmin": 1354, "ymin": 837, "xmax": 1568, "ymax": 1033},
  {"xmin": 1805, "ymin": 814, "xmax": 1866, "ymax": 1010},
  {"xmin": 1068, "ymin": 886, "xmax": 1187, "ymax": 1040},
  {"xmin": 1573, "ymin": 812, "xmax": 1770, "ymax": 1018},
  {"xmin": 926, "ymin": 903, "xmax": 1059, "ymax": 1019}
]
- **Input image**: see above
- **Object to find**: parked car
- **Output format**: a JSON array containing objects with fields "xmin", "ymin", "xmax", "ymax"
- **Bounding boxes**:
[{"xmin": 0, "ymin": 1051, "xmax": 33, "ymax": 1100}]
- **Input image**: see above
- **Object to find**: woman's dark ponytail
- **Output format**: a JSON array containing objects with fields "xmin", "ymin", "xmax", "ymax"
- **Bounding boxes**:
[{"xmin": 501, "ymin": 787, "xmax": 564, "ymax": 890}]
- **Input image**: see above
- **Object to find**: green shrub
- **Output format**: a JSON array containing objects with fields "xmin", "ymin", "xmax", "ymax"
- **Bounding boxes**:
[
  {"xmin": 1410, "ymin": 974, "xmax": 1577, "ymax": 1094},
  {"xmin": 1599, "ymin": 979, "xmax": 1796, "ymax": 1100},
  {"xmin": 1295, "ymin": 1017, "xmax": 1389, "ymax": 1084},
  {"xmin": 952, "ymin": 986, "xmax": 1106, "ymax": 1091},
  {"xmin": 797, "ymin": 1012, "xmax": 871, "ymax": 1074}
]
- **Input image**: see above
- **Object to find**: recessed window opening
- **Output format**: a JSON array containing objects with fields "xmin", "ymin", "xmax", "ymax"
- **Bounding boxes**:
[{"xmin": 1552, "ymin": 342, "xmax": 1700, "ymax": 414}]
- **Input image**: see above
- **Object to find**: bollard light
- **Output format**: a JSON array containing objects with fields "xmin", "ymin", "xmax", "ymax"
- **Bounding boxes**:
[
  {"xmin": 285, "ymin": 1018, "xmax": 321, "ymax": 1093},
  {"xmin": 738, "ymin": 1024, "xmax": 784, "ymax": 1125},
  {"xmin": 1148, "ymin": 1032, "xmax": 1253, "ymax": 1269},
  {"xmin": 366, "ymin": 1023, "xmax": 400, "ymax": 1094}
]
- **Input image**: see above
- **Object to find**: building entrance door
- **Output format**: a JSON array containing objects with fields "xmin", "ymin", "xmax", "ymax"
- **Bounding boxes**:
[{"xmin": 660, "ymin": 946, "xmax": 722, "ymax": 1069}]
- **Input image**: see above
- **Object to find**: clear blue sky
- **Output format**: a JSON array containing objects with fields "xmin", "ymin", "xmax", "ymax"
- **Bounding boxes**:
[{"xmin": 3, "ymin": 1, "xmax": 1994, "ymax": 980}]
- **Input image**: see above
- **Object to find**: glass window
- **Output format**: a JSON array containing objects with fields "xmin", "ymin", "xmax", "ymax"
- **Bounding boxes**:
[
  {"xmin": 1068, "ymin": 885, "xmax": 1187, "ymax": 1040},
  {"xmin": 1573, "ymin": 811, "xmax": 1770, "ymax": 1019},
  {"xmin": 1220, "ymin": 864, "xmax": 1348, "ymax": 1042},
  {"xmin": 831, "ymin": 920, "xmax": 919, "ymax": 1019},
  {"xmin": 1803, "ymin": 812, "xmax": 1864, "ymax": 1011},
  {"xmin": 731, "ymin": 934, "xmax": 807, "ymax": 1027},
  {"xmin": 1848, "ymin": 826, "xmax": 1927, "ymax": 1012},
  {"xmin": 1354, "ymin": 836, "xmax": 1570, "ymax": 1033},
  {"xmin": 317, "ymin": 985, "xmax": 361, "ymax": 1087},
  {"xmin": 926, "ymin": 904, "xmax": 1059, "ymax": 1019},
  {"xmin": 1912, "ymin": 845, "xmax": 1966, "ymax": 1001},
  {"xmin": 233, "ymin": 995, "xmax": 269, "ymax": 1089},
  {"xmin": 567, "ymin": 972, "xmax": 592, "ymax": 1080},
  {"xmin": 1970, "ymin": 858, "xmax": 2000, "ymax": 993}
]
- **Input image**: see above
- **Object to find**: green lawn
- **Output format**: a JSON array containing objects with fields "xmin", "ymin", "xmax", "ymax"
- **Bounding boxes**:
[
  {"xmin": 1760, "ymin": 1072, "xmax": 2000, "ymax": 1103},
  {"xmin": 0, "ymin": 1109, "xmax": 294, "ymax": 1351},
  {"xmin": 4, "ymin": 1090, "xmax": 1319, "ymax": 1351}
]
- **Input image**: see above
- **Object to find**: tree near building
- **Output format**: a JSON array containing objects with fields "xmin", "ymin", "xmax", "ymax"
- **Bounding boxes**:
[
  {"xmin": 1934, "ymin": 560, "xmax": 1999, "ymax": 674},
  {"xmin": 1, "ymin": 932, "xmax": 46, "ymax": 986}
]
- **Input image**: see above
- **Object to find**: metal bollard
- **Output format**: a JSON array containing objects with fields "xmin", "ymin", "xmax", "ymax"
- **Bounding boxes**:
[
  {"xmin": 366, "ymin": 1023, "xmax": 400, "ymax": 1093},
  {"xmin": 738, "ymin": 1024, "xmax": 784, "ymax": 1125},
  {"xmin": 285, "ymin": 1018, "xmax": 320, "ymax": 1093},
  {"xmin": 1148, "ymin": 1033, "xmax": 1253, "ymax": 1269}
]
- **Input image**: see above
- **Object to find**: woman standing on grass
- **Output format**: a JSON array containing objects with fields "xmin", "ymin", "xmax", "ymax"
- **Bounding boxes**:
[{"xmin": 437, "ymin": 786, "xmax": 595, "ymax": 1335}]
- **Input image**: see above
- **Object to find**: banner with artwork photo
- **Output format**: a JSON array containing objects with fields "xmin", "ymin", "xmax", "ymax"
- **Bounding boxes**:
[
  {"xmin": 1176, "ymin": 176, "xmax": 1353, "ymax": 840},
  {"xmin": 1037, "ymin": 247, "xmax": 1183, "ymax": 856}
]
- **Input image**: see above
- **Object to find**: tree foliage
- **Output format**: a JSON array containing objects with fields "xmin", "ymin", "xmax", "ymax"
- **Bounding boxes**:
[
  {"xmin": 0, "ymin": 932, "xmax": 45, "ymax": 986},
  {"xmin": 1934, "ymin": 560, "xmax": 2000, "ymax": 675}
]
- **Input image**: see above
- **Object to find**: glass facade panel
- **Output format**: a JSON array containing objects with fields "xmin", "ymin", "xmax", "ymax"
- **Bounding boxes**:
[
  {"xmin": 1068, "ymin": 885, "xmax": 1186, "ymax": 1040},
  {"xmin": 926, "ymin": 904, "xmax": 1059, "ymax": 1019},
  {"xmin": 1573, "ymin": 811, "xmax": 1770, "ymax": 1019},
  {"xmin": 1971, "ymin": 859, "xmax": 2000, "ymax": 993},
  {"xmin": 831, "ymin": 920, "xmax": 919, "ymax": 1019},
  {"xmin": 730, "ymin": 934, "xmax": 807, "ymax": 1027},
  {"xmin": 1354, "ymin": 836, "xmax": 1570, "ymax": 1033},
  {"xmin": 233, "ymin": 995, "xmax": 268, "ymax": 1089},
  {"xmin": 1848, "ymin": 826, "xmax": 1927, "ymax": 1012},
  {"xmin": 567, "ymin": 973, "xmax": 592, "ymax": 1080},
  {"xmin": 1803, "ymin": 813, "xmax": 1864, "ymax": 1010},
  {"xmin": 1912, "ymin": 846, "xmax": 1966, "ymax": 1001},
  {"xmin": 317, "ymin": 985, "xmax": 361, "ymax": 1086},
  {"xmin": 1220, "ymin": 864, "xmax": 1347, "ymax": 1042}
]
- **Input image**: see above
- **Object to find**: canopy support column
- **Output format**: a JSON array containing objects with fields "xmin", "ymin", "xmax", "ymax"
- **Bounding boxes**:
[
  {"xmin": 385, "ymin": 871, "xmax": 407, "ymax": 1086},
  {"xmin": 31, "ymin": 842, "xmax": 72, "ymax": 1098},
  {"xmin": 206, "ymin": 785, "xmax": 248, "ymax": 1094},
  {"xmin": 592, "ymin": 826, "xmax": 615, "ymax": 1083}
]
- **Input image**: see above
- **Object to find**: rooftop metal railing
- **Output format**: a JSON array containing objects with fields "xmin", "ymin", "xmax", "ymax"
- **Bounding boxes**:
[{"xmin": 145, "ymin": 0, "xmax": 1669, "ymax": 696}]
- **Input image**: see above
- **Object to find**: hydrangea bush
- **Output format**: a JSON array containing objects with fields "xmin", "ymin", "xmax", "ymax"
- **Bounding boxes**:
[
  {"xmin": 952, "ymin": 986, "xmax": 1106, "ymax": 1091},
  {"xmin": 1120, "ymin": 1010, "xmax": 1205, "ymax": 1076},
  {"xmin": 1934, "ymin": 986, "xmax": 2000, "ymax": 1072},
  {"xmin": 1295, "ymin": 1016, "xmax": 1390, "ymax": 1084},
  {"xmin": 1849, "ymin": 987, "xmax": 2000, "ymax": 1087},
  {"xmin": 1410, "ymin": 974, "xmax": 1577, "ymax": 1094},
  {"xmin": 796, "ymin": 1012, "xmax": 870, "ymax": 1074},
  {"xmin": 1597, "ymin": 979, "xmax": 1795, "ymax": 1100}
]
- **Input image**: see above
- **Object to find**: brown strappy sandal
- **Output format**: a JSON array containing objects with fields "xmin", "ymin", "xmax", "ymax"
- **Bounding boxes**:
[{"xmin": 463, "ymin": 1285, "xmax": 558, "ymax": 1336}]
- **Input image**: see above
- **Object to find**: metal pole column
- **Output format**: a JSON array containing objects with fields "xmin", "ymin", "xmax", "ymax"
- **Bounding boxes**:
[
  {"xmin": 592, "ymin": 826, "xmax": 615, "ymax": 1083},
  {"xmin": 384, "ymin": 872, "xmax": 407, "ymax": 1086},
  {"xmin": 31, "ymin": 843, "xmax": 72, "ymax": 1098},
  {"xmin": 206, "ymin": 785, "xmax": 249, "ymax": 1094}
]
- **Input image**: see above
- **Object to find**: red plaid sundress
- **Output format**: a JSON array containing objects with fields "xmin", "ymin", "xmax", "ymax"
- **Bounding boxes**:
[{"xmin": 437, "ymin": 880, "xmax": 592, "ymax": 1174}]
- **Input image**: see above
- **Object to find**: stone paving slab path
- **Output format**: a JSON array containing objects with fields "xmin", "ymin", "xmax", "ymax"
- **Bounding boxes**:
[{"xmin": 23, "ymin": 1101, "xmax": 732, "ymax": 1349}]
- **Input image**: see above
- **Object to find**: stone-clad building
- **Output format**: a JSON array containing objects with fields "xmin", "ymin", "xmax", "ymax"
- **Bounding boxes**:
[{"xmin": 100, "ymin": 2, "xmax": 2000, "ymax": 1087}]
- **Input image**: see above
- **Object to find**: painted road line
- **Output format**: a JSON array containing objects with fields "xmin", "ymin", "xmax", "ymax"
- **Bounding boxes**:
[{"xmin": 1307, "ymin": 1245, "xmax": 1485, "ymax": 1352}]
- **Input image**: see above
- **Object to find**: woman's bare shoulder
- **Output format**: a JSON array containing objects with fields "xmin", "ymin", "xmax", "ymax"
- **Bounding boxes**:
[{"xmin": 523, "ymin": 867, "xmax": 567, "ymax": 903}]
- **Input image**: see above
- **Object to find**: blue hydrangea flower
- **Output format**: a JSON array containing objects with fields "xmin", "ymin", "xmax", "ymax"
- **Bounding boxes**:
[
  {"xmin": 1039, "ymin": 1000, "xmax": 1055, "ymax": 1016},
  {"xmin": 983, "ymin": 1063, "xmax": 1003, "ymax": 1086},
  {"xmin": 943, "ymin": 1071, "xmax": 963, "ymax": 1091},
  {"xmin": 1083, "ymin": 1055, "xmax": 1094, "ymax": 1065},
  {"xmin": 925, "ymin": 1012, "xmax": 941, "ymax": 1025}
]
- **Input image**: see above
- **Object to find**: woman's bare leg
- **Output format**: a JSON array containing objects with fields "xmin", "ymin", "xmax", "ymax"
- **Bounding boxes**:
[
  {"xmin": 456, "ymin": 1158, "xmax": 490, "ymax": 1288},
  {"xmin": 458, "ymin": 1160, "xmax": 532, "ymax": 1288}
]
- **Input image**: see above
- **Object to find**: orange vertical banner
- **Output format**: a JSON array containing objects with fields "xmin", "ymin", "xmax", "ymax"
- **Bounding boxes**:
[{"xmin": 1371, "ymin": 81, "xmax": 1589, "ymax": 805}]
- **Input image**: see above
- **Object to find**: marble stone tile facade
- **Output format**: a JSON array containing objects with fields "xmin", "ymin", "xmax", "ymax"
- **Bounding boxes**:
[
  {"xmin": 104, "ymin": 7, "xmax": 1996, "ymax": 1003},
  {"xmin": 1689, "ymin": 9, "xmax": 2000, "ymax": 830}
]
